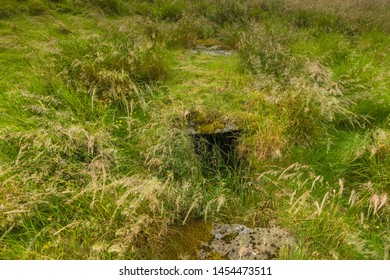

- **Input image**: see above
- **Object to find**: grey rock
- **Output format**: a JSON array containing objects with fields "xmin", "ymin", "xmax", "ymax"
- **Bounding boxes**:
[
  {"xmin": 198, "ymin": 223, "xmax": 296, "ymax": 260},
  {"xmin": 189, "ymin": 45, "xmax": 235, "ymax": 57}
]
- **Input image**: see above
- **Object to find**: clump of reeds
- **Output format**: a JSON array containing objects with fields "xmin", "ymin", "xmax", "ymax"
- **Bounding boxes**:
[
  {"xmin": 57, "ymin": 25, "xmax": 169, "ymax": 106},
  {"xmin": 257, "ymin": 163, "xmax": 389, "ymax": 259}
]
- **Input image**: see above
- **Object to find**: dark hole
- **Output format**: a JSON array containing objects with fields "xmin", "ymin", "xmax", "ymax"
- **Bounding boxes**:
[{"xmin": 191, "ymin": 130, "xmax": 241, "ymax": 175}]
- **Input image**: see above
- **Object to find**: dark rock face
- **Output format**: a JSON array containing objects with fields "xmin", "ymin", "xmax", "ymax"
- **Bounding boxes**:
[{"xmin": 198, "ymin": 224, "xmax": 297, "ymax": 260}]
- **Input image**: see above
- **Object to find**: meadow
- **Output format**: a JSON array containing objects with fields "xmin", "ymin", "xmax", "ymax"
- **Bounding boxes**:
[{"xmin": 0, "ymin": 0, "xmax": 389, "ymax": 259}]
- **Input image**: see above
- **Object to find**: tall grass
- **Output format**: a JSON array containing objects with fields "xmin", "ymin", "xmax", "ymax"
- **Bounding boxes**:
[
  {"xmin": 258, "ymin": 163, "xmax": 389, "ymax": 259},
  {"xmin": 0, "ymin": 84, "xmax": 228, "ymax": 259},
  {"xmin": 0, "ymin": 0, "xmax": 128, "ymax": 17},
  {"xmin": 57, "ymin": 30, "xmax": 169, "ymax": 106},
  {"xmin": 141, "ymin": 117, "xmax": 202, "ymax": 181}
]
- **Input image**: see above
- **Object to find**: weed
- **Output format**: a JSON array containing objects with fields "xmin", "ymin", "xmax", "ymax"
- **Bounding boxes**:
[
  {"xmin": 57, "ymin": 31, "xmax": 169, "ymax": 105},
  {"xmin": 28, "ymin": 0, "xmax": 49, "ymax": 16},
  {"xmin": 259, "ymin": 163, "xmax": 389, "ymax": 259},
  {"xmin": 158, "ymin": 0, "xmax": 185, "ymax": 22},
  {"xmin": 238, "ymin": 117, "xmax": 287, "ymax": 161},
  {"xmin": 141, "ymin": 113, "xmax": 201, "ymax": 181},
  {"xmin": 238, "ymin": 23, "xmax": 295, "ymax": 80}
]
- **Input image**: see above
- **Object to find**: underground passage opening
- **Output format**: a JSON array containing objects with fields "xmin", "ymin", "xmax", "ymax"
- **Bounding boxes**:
[{"xmin": 190, "ymin": 129, "xmax": 242, "ymax": 175}]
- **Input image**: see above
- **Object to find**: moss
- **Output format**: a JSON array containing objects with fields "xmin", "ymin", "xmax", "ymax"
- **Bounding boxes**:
[
  {"xmin": 185, "ymin": 107, "xmax": 246, "ymax": 134},
  {"xmin": 158, "ymin": 221, "xmax": 213, "ymax": 259},
  {"xmin": 208, "ymin": 251, "xmax": 224, "ymax": 260},
  {"xmin": 185, "ymin": 108, "xmax": 218, "ymax": 132},
  {"xmin": 197, "ymin": 120, "xmax": 226, "ymax": 134},
  {"xmin": 192, "ymin": 110, "xmax": 208, "ymax": 124}
]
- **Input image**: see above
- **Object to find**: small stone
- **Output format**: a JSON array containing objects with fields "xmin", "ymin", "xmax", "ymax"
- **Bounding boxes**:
[{"xmin": 197, "ymin": 223, "xmax": 297, "ymax": 260}]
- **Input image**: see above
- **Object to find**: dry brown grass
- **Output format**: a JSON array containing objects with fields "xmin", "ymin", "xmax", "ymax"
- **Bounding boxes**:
[
  {"xmin": 284, "ymin": 0, "xmax": 390, "ymax": 27},
  {"xmin": 238, "ymin": 117, "xmax": 287, "ymax": 161}
]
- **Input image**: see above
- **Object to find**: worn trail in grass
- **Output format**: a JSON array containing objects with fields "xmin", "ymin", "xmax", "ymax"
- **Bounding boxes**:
[{"xmin": 164, "ymin": 50, "xmax": 248, "ymax": 111}]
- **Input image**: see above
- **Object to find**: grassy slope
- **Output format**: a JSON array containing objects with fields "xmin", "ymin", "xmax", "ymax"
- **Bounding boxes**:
[{"xmin": 1, "ymin": 0, "xmax": 389, "ymax": 259}]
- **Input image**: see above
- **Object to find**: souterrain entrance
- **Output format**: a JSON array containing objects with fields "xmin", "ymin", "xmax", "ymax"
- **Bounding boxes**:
[{"xmin": 191, "ymin": 129, "xmax": 242, "ymax": 176}]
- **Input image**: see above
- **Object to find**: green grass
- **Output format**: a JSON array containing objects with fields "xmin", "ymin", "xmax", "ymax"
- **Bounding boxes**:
[{"xmin": 1, "ymin": 0, "xmax": 389, "ymax": 260}]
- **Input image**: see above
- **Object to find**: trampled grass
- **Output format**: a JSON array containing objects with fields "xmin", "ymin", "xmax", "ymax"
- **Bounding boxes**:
[{"xmin": 0, "ymin": 0, "xmax": 389, "ymax": 260}]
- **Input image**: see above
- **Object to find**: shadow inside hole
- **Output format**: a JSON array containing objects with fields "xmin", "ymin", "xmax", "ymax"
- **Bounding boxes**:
[{"xmin": 191, "ymin": 130, "xmax": 242, "ymax": 176}]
